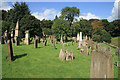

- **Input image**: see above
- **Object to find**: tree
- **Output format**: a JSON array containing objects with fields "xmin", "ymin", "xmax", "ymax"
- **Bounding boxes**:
[
  {"xmin": 79, "ymin": 19, "xmax": 93, "ymax": 37},
  {"xmin": 20, "ymin": 15, "xmax": 42, "ymax": 37},
  {"xmin": 91, "ymin": 20, "xmax": 104, "ymax": 30},
  {"xmin": 92, "ymin": 28, "xmax": 111, "ymax": 43},
  {"xmin": 52, "ymin": 18, "xmax": 70, "ymax": 40},
  {"xmin": 61, "ymin": 7, "xmax": 80, "ymax": 25}
]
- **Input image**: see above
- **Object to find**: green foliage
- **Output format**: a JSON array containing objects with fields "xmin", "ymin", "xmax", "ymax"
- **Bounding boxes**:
[
  {"xmin": 20, "ymin": 15, "xmax": 42, "ymax": 37},
  {"xmin": 52, "ymin": 18, "xmax": 70, "ymax": 39},
  {"xmin": 79, "ymin": 19, "xmax": 93, "ymax": 37},
  {"xmin": 2, "ymin": 21, "xmax": 10, "ymax": 33},
  {"xmin": 71, "ymin": 22, "xmax": 80, "ymax": 37},
  {"xmin": 40, "ymin": 19, "xmax": 53, "ymax": 35},
  {"xmin": 61, "ymin": 7, "xmax": 79, "ymax": 24},
  {"xmin": 92, "ymin": 28, "xmax": 111, "ymax": 43}
]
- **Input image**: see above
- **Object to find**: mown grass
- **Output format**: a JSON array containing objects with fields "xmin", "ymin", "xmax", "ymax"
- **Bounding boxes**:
[
  {"xmin": 2, "ymin": 39, "xmax": 119, "ymax": 78},
  {"xmin": 111, "ymin": 37, "xmax": 120, "ymax": 47}
]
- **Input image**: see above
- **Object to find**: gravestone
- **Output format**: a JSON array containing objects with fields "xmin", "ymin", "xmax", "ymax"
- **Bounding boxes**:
[
  {"xmin": 14, "ymin": 21, "xmax": 20, "ymax": 45},
  {"xmin": 15, "ymin": 36, "xmax": 20, "ymax": 46},
  {"xmin": 86, "ymin": 35, "xmax": 88, "ymax": 40},
  {"xmin": 59, "ymin": 49, "xmax": 66, "ymax": 61},
  {"xmin": 4, "ymin": 30, "xmax": 8, "ymax": 43},
  {"xmin": 71, "ymin": 39, "xmax": 73, "ymax": 45},
  {"xmin": 34, "ymin": 39, "xmax": 37, "ymax": 48},
  {"xmin": 117, "ymin": 61, "xmax": 120, "ymax": 67},
  {"xmin": 88, "ymin": 37, "xmax": 91, "ymax": 47},
  {"xmin": 115, "ymin": 48, "xmax": 119, "ymax": 56},
  {"xmin": 60, "ymin": 35, "xmax": 63, "ymax": 43},
  {"xmin": 66, "ymin": 49, "xmax": 73, "ymax": 60},
  {"xmin": 7, "ymin": 40, "xmax": 14, "ymax": 61},
  {"xmin": 44, "ymin": 40, "xmax": 47, "ymax": 46},
  {"xmin": 90, "ymin": 47, "xmax": 114, "ymax": 78},
  {"xmin": 24, "ymin": 30, "xmax": 30, "ymax": 45},
  {"xmin": 77, "ymin": 33, "xmax": 79, "ymax": 41},
  {"xmin": 79, "ymin": 32, "xmax": 82, "ymax": 48},
  {"xmin": 67, "ymin": 43, "xmax": 69, "ymax": 46},
  {"xmin": 59, "ymin": 49, "xmax": 73, "ymax": 61},
  {"xmin": 79, "ymin": 45, "xmax": 89, "ymax": 55}
]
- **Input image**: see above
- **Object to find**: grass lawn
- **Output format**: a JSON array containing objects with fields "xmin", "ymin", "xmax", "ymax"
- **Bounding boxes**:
[
  {"xmin": 2, "ymin": 39, "xmax": 119, "ymax": 78},
  {"xmin": 111, "ymin": 37, "xmax": 120, "ymax": 47}
]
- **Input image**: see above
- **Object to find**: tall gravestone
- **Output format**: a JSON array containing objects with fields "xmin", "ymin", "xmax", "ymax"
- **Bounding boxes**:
[
  {"xmin": 79, "ymin": 32, "xmax": 82, "ymax": 48},
  {"xmin": 7, "ymin": 40, "xmax": 14, "ymax": 61},
  {"xmin": 90, "ymin": 47, "xmax": 114, "ymax": 78},
  {"xmin": 34, "ymin": 39, "xmax": 37, "ymax": 48},
  {"xmin": 24, "ymin": 30, "xmax": 30, "ymax": 45},
  {"xmin": 77, "ymin": 33, "xmax": 79, "ymax": 41},
  {"xmin": 15, "ymin": 21, "xmax": 20, "ymax": 46},
  {"xmin": 60, "ymin": 35, "xmax": 63, "ymax": 43}
]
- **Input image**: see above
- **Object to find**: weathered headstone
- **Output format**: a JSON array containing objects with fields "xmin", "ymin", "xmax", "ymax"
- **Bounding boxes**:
[
  {"xmin": 44, "ymin": 40, "xmax": 47, "ymax": 46},
  {"xmin": 66, "ymin": 49, "xmax": 73, "ymax": 60},
  {"xmin": 15, "ymin": 36, "xmax": 20, "ymax": 46},
  {"xmin": 71, "ymin": 39, "xmax": 73, "ymax": 45},
  {"xmin": 86, "ymin": 35, "xmax": 88, "ymax": 40},
  {"xmin": 24, "ymin": 30, "xmax": 30, "ymax": 45},
  {"xmin": 117, "ymin": 61, "xmax": 120, "ymax": 67},
  {"xmin": 59, "ymin": 49, "xmax": 74, "ymax": 61},
  {"xmin": 115, "ymin": 48, "xmax": 119, "ymax": 56},
  {"xmin": 15, "ymin": 21, "xmax": 20, "ymax": 45},
  {"xmin": 59, "ymin": 49, "xmax": 66, "ymax": 61},
  {"xmin": 34, "ymin": 39, "xmax": 37, "ymax": 48},
  {"xmin": 79, "ymin": 45, "xmax": 89, "ymax": 55},
  {"xmin": 90, "ymin": 48, "xmax": 114, "ymax": 78},
  {"xmin": 77, "ymin": 33, "xmax": 79, "ymax": 41},
  {"xmin": 7, "ymin": 40, "xmax": 14, "ymax": 61},
  {"xmin": 79, "ymin": 32, "xmax": 82, "ymax": 48},
  {"xmin": 60, "ymin": 35, "xmax": 63, "ymax": 43}
]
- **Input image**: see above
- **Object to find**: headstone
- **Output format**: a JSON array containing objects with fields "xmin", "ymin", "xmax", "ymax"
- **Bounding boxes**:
[
  {"xmin": 60, "ymin": 35, "xmax": 63, "ymax": 43},
  {"xmin": 44, "ymin": 40, "xmax": 47, "ymax": 46},
  {"xmin": 79, "ymin": 32, "xmax": 82, "ymax": 48},
  {"xmin": 67, "ymin": 43, "xmax": 69, "ymax": 46},
  {"xmin": 90, "ymin": 48, "xmax": 114, "ymax": 78},
  {"xmin": 86, "ymin": 35, "xmax": 88, "ymax": 40},
  {"xmin": 115, "ymin": 48, "xmax": 119, "ymax": 56},
  {"xmin": 59, "ymin": 49, "xmax": 74, "ymax": 61},
  {"xmin": 66, "ymin": 49, "xmax": 73, "ymax": 60},
  {"xmin": 77, "ymin": 33, "xmax": 79, "ymax": 41},
  {"xmin": 11, "ymin": 29, "xmax": 15, "ymax": 43},
  {"xmin": 59, "ymin": 49, "xmax": 66, "ymax": 61},
  {"xmin": 7, "ymin": 40, "xmax": 14, "ymax": 61},
  {"xmin": 71, "ymin": 39, "xmax": 73, "ymax": 45},
  {"xmin": 117, "ymin": 61, "xmax": 120, "ymax": 67},
  {"xmin": 88, "ymin": 37, "xmax": 91, "ymax": 47},
  {"xmin": 4, "ymin": 30, "xmax": 8, "ymax": 43},
  {"xmin": 34, "ymin": 39, "xmax": 37, "ymax": 48},
  {"xmin": 15, "ymin": 21, "xmax": 20, "ymax": 45},
  {"xmin": 79, "ymin": 45, "xmax": 89, "ymax": 55},
  {"xmin": 15, "ymin": 36, "xmax": 20, "ymax": 46},
  {"xmin": 24, "ymin": 30, "xmax": 30, "ymax": 45},
  {"xmin": 52, "ymin": 41, "xmax": 56, "ymax": 49}
]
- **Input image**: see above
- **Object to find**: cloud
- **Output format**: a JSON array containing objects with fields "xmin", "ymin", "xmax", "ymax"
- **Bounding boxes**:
[
  {"xmin": 32, "ymin": 8, "xmax": 61, "ymax": 20},
  {"xmin": 0, "ymin": 2, "xmax": 12, "ymax": 11},
  {"xmin": 78, "ymin": 12, "xmax": 100, "ymax": 20},
  {"xmin": 108, "ymin": 0, "xmax": 120, "ymax": 20}
]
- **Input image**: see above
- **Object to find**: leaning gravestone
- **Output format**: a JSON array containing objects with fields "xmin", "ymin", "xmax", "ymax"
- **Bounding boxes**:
[
  {"xmin": 90, "ymin": 47, "xmax": 114, "ymax": 78},
  {"xmin": 59, "ymin": 49, "xmax": 66, "ymax": 61},
  {"xmin": 7, "ymin": 40, "xmax": 14, "ymax": 61},
  {"xmin": 79, "ymin": 45, "xmax": 89, "ymax": 55},
  {"xmin": 59, "ymin": 49, "xmax": 73, "ymax": 61},
  {"xmin": 117, "ymin": 61, "xmax": 120, "ymax": 67},
  {"xmin": 34, "ymin": 39, "xmax": 37, "ymax": 48},
  {"xmin": 66, "ymin": 49, "xmax": 73, "ymax": 60},
  {"xmin": 24, "ymin": 30, "xmax": 30, "ymax": 45}
]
